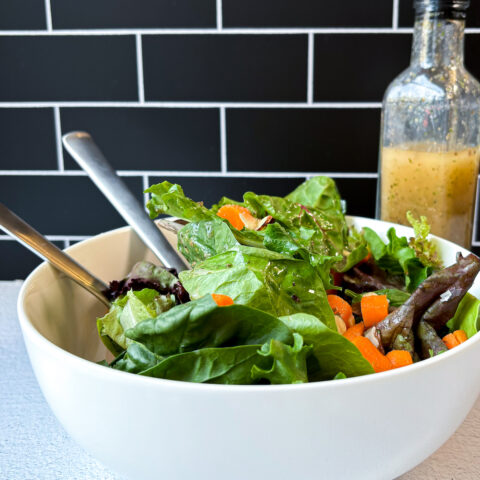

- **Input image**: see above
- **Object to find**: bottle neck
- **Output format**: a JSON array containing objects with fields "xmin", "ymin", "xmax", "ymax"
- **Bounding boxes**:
[{"xmin": 411, "ymin": 13, "xmax": 465, "ymax": 68}]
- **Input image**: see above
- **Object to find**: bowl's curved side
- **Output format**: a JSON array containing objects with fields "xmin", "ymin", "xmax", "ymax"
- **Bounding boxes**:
[{"xmin": 17, "ymin": 217, "xmax": 480, "ymax": 480}]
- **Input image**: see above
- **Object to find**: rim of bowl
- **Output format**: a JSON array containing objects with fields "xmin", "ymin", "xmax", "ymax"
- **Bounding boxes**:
[{"xmin": 16, "ymin": 217, "xmax": 480, "ymax": 393}]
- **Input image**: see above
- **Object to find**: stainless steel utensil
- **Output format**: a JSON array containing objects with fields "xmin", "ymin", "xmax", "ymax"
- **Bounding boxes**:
[
  {"xmin": 0, "ymin": 203, "xmax": 110, "ymax": 307},
  {"xmin": 62, "ymin": 131, "xmax": 187, "ymax": 273}
]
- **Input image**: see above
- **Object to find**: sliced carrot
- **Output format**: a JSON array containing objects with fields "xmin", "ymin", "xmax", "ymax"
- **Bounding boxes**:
[
  {"xmin": 343, "ymin": 321, "xmax": 365, "ymax": 342},
  {"xmin": 453, "ymin": 330, "xmax": 468, "ymax": 344},
  {"xmin": 361, "ymin": 294, "xmax": 389, "ymax": 328},
  {"xmin": 217, "ymin": 204, "xmax": 256, "ymax": 230},
  {"xmin": 351, "ymin": 336, "xmax": 393, "ymax": 373},
  {"xmin": 211, "ymin": 293, "xmax": 234, "ymax": 307},
  {"xmin": 442, "ymin": 333, "xmax": 460, "ymax": 350},
  {"xmin": 442, "ymin": 330, "xmax": 468, "ymax": 349},
  {"xmin": 327, "ymin": 294, "xmax": 355, "ymax": 327},
  {"xmin": 386, "ymin": 350, "xmax": 413, "ymax": 369}
]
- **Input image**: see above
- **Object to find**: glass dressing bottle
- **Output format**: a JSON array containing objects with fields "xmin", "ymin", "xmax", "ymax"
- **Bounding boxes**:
[{"xmin": 377, "ymin": 0, "xmax": 480, "ymax": 248}]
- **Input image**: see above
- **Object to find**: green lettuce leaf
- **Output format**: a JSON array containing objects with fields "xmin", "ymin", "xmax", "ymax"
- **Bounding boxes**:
[
  {"xmin": 145, "ymin": 181, "xmax": 215, "ymax": 222},
  {"xmin": 335, "ymin": 227, "xmax": 369, "ymax": 273},
  {"xmin": 111, "ymin": 342, "xmax": 164, "ymax": 374},
  {"xmin": 179, "ymin": 246, "xmax": 335, "ymax": 329},
  {"xmin": 278, "ymin": 313, "xmax": 374, "ymax": 380},
  {"xmin": 363, "ymin": 226, "xmax": 432, "ymax": 292},
  {"xmin": 244, "ymin": 191, "xmax": 345, "ymax": 256},
  {"xmin": 406, "ymin": 211, "xmax": 443, "ymax": 269},
  {"xmin": 139, "ymin": 344, "xmax": 268, "ymax": 384},
  {"xmin": 178, "ymin": 247, "xmax": 278, "ymax": 313},
  {"xmin": 446, "ymin": 293, "xmax": 480, "ymax": 339},
  {"xmin": 263, "ymin": 259, "xmax": 336, "ymax": 329},
  {"xmin": 124, "ymin": 294, "xmax": 293, "ymax": 356},
  {"xmin": 178, "ymin": 218, "xmax": 239, "ymax": 266},
  {"xmin": 262, "ymin": 222, "xmax": 342, "ymax": 288},
  {"xmin": 285, "ymin": 176, "xmax": 343, "ymax": 215},
  {"xmin": 251, "ymin": 333, "xmax": 312, "ymax": 384},
  {"xmin": 97, "ymin": 288, "xmax": 176, "ymax": 355}
]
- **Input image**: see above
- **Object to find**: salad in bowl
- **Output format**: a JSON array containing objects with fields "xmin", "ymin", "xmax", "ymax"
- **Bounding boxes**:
[{"xmin": 96, "ymin": 176, "xmax": 480, "ymax": 384}]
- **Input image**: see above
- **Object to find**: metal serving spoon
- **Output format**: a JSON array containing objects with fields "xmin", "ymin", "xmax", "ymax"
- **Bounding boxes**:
[
  {"xmin": 62, "ymin": 131, "xmax": 187, "ymax": 273},
  {"xmin": 0, "ymin": 203, "xmax": 110, "ymax": 307}
]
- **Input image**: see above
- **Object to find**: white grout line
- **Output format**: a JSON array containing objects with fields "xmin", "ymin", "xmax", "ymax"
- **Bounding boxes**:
[
  {"xmin": 43, "ymin": 0, "xmax": 52, "ymax": 31},
  {"xmin": 135, "ymin": 34, "xmax": 145, "ymax": 103},
  {"xmin": 392, "ymin": 0, "xmax": 399, "ymax": 30},
  {"xmin": 216, "ymin": 0, "xmax": 223, "ymax": 30},
  {"xmin": 0, "ymin": 170, "xmax": 379, "ymax": 178},
  {"xmin": 307, "ymin": 32, "xmax": 314, "ymax": 104},
  {"xmin": 0, "ymin": 101, "xmax": 383, "ymax": 109},
  {"xmin": 220, "ymin": 107, "xmax": 227, "ymax": 173},
  {"xmin": 63, "ymin": 239, "xmax": 70, "ymax": 248},
  {"xmin": 53, "ymin": 106, "xmax": 64, "ymax": 171},
  {"xmin": 0, "ymin": 28, "xmax": 417, "ymax": 36}
]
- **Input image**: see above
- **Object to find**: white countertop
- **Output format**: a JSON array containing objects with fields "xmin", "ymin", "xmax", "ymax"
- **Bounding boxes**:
[{"xmin": 1, "ymin": 280, "xmax": 479, "ymax": 480}]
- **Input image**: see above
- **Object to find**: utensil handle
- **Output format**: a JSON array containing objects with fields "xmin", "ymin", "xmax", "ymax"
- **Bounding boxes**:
[
  {"xmin": 0, "ymin": 203, "xmax": 110, "ymax": 307},
  {"xmin": 62, "ymin": 131, "xmax": 187, "ymax": 273}
]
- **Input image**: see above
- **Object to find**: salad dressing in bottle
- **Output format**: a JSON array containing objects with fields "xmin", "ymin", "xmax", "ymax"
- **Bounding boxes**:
[{"xmin": 377, "ymin": 0, "xmax": 480, "ymax": 248}]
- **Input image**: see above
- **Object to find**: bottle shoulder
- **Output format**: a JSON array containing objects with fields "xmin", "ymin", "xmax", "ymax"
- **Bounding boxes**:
[{"xmin": 383, "ymin": 65, "xmax": 480, "ymax": 104}]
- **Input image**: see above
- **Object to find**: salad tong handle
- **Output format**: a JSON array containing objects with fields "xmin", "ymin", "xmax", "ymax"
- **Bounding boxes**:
[
  {"xmin": 0, "ymin": 203, "xmax": 110, "ymax": 307},
  {"xmin": 62, "ymin": 131, "xmax": 188, "ymax": 273}
]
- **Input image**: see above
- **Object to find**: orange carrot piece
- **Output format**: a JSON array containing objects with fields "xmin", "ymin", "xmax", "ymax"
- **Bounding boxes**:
[
  {"xmin": 351, "ymin": 336, "xmax": 393, "ymax": 373},
  {"xmin": 386, "ymin": 350, "xmax": 413, "ymax": 369},
  {"xmin": 361, "ymin": 294, "xmax": 389, "ymax": 328},
  {"xmin": 453, "ymin": 330, "xmax": 468, "ymax": 344},
  {"xmin": 442, "ymin": 333, "xmax": 460, "ymax": 350},
  {"xmin": 211, "ymin": 293, "xmax": 234, "ymax": 307},
  {"xmin": 327, "ymin": 294, "xmax": 354, "ymax": 327},
  {"xmin": 217, "ymin": 204, "xmax": 255, "ymax": 230},
  {"xmin": 343, "ymin": 321, "xmax": 365, "ymax": 342}
]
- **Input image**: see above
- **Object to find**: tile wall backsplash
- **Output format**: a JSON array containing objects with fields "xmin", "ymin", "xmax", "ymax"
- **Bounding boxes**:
[{"xmin": 1, "ymin": 0, "xmax": 479, "ymax": 278}]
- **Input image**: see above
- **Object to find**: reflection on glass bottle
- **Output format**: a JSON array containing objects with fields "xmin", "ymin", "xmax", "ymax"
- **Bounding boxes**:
[{"xmin": 378, "ymin": 0, "xmax": 480, "ymax": 248}]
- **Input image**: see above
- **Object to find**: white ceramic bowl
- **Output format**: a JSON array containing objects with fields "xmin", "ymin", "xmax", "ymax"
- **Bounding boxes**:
[{"xmin": 17, "ymin": 217, "xmax": 480, "ymax": 480}]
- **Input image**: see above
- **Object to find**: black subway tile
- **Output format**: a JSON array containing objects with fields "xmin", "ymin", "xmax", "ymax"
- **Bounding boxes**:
[
  {"xmin": 0, "ymin": 108, "xmax": 57, "ymax": 170},
  {"xmin": 465, "ymin": 35, "xmax": 480, "ymax": 83},
  {"xmin": 314, "ymin": 34, "xmax": 411, "ymax": 102},
  {"xmin": 0, "ymin": 36, "xmax": 137, "ymax": 101},
  {"xmin": 223, "ymin": 0, "xmax": 392, "ymax": 28},
  {"xmin": 335, "ymin": 178, "xmax": 377, "ymax": 218},
  {"xmin": 227, "ymin": 108, "xmax": 380, "ymax": 173},
  {"xmin": 0, "ymin": 239, "xmax": 64, "ymax": 280},
  {"xmin": 61, "ymin": 108, "xmax": 220, "ymax": 171},
  {"xmin": 399, "ymin": 0, "xmax": 480, "ymax": 27},
  {"xmin": 398, "ymin": 0, "xmax": 415, "ymax": 27},
  {"xmin": 51, "ymin": 0, "xmax": 215, "ymax": 29},
  {"xmin": 0, "ymin": 176, "xmax": 143, "ymax": 235},
  {"xmin": 147, "ymin": 176, "xmax": 305, "ymax": 208},
  {"xmin": 0, "ymin": 0, "xmax": 46, "ymax": 30},
  {"xmin": 143, "ymin": 35, "xmax": 308, "ymax": 102}
]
